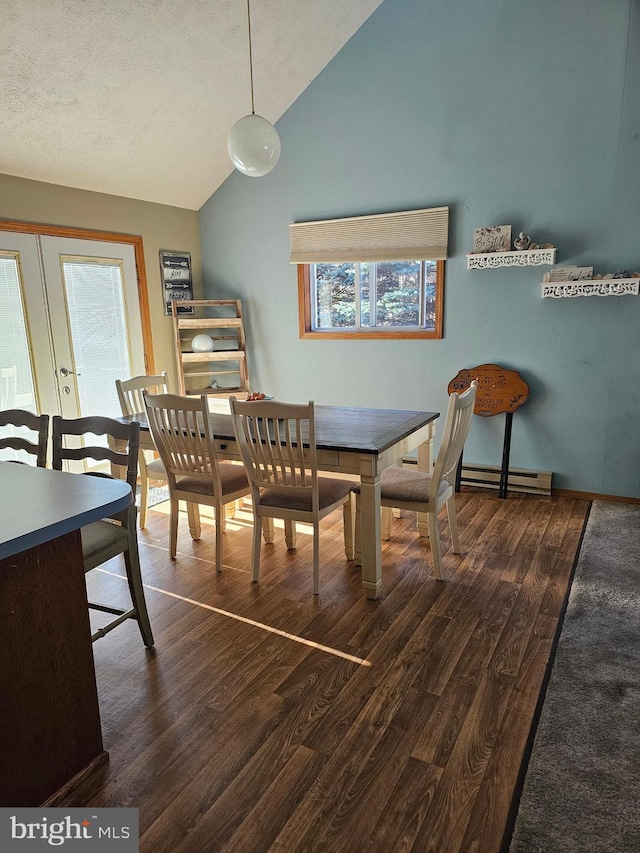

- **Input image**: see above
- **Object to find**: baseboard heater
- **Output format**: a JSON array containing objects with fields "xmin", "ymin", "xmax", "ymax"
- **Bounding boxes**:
[{"xmin": 402, "ymin": 458, "xmax": 552, "ymax": 496}]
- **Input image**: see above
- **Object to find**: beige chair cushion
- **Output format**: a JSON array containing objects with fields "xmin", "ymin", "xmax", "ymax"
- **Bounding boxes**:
[
  {"xmin": 353, "ymin": 467, "xmax": 450, "ymax": 504},
  {"xmin": 260, "ymin": 476, "xmax": 355, "ymax": 512},
  {"xmin": 81, "ymin": 520, "xmax": 129, "ymax": 568},
  {"xmin": 146, "ymin": 457, "xmax": 167, "ymax": 477},
  {"xmin": 176, "ymin": 463, "xmax": 249, "ymax": 497}
]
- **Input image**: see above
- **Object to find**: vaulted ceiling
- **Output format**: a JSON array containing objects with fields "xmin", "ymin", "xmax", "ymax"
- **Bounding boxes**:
[{"xmin": 2, "ymin": 0, "xmax": 384, "ymax": 210}]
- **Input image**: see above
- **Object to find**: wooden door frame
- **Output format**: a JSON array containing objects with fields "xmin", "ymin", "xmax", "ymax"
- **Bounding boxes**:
[{"xmin": 0, "ymin": 219, "xmax": 155, "ymax": 373}]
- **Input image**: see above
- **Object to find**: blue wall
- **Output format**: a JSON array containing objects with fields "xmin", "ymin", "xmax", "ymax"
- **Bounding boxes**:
[{"xmin": 199, "ymin": 0, "xmax": 640, "ymax": 498}]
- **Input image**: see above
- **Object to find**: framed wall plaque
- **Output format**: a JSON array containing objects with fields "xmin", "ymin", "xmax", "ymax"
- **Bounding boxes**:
[
  {"xmin": 448, "ymin": 363, "xmax": 529, "ymax": 416},
  {"xmin": 472, "ymin": 225, "xmax": 512, "ymax": 254},
  {"xmin": 160, "ymin": 250, "xmax": 194, "ymax": 315}
]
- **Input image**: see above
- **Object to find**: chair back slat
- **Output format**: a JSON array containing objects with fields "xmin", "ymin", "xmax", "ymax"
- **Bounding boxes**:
[
  {"xmin": 230, "ymin": 398, "xmax": 317, "ymax": 505},
  {"xmin": 430, "ymin": 381, "xmax": 478, "ymax": 501},
  {"xmin": 0, "ymin": 409, "xmax": 50, "ymax": 467},
  {"xmin": 116, "ymin": 373, "xmax": 169, "ymax": 417}
]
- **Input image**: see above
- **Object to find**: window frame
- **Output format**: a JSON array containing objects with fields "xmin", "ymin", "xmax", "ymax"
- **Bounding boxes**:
[{"xmin": 297, "ymin": 260, "xmax": 444, "ymax": 340}]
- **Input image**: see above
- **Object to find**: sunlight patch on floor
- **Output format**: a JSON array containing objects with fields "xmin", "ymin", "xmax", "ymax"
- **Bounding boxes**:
[
  {"xmin": 137, "ymin": 540, "xmax": 248, "ymax": 570},
  {"xmin": 96, "ymin": 567, "xmax": 371, "ymax": 667},
  {"xmin": 147, "ymin": 504, "xmax": 314, "ymax": 536}
]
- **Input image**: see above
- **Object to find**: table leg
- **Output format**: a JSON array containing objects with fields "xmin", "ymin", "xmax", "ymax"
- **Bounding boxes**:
[
  {"xmin": 417, "ymin": 430, "xmax": 435, "ymax": 537},
  {"xmin": 359, "ymin": 473, "xmax": 382, "ymax": 600}
]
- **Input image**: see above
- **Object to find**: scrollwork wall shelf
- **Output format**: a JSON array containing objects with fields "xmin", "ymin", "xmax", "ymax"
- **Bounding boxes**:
[
  {"xmin": 467, "ymin": 248, "xmax": 557, "ymax": 270},
  {"xmin": 541, "ymin": 279, "xmax": 640, "ymax": 299}
]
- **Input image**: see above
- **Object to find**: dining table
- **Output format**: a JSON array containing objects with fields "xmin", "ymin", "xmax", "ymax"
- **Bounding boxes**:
[
  {"xmin": 122, "ymin": 400, "xmax": 439, "ymax": 599},
  {"xmin": 0, "ymin": 462, "xmax": 132, "ymax": 806}
]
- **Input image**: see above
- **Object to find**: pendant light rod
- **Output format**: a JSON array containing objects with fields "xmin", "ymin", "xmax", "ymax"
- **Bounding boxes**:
[
  {"xmin": 246, "ymin": 0, "xmax": 255, "ymax": 115},
  {"xmin": 227, "ymin": 0, "xmax": 281, "ymax": 176}
]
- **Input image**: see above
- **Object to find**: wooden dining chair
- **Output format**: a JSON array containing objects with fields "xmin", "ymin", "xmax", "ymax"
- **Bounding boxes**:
[
  {"xmin": 143, "ymin": 392, "xmax": 251, "ymax": 568},
  {"xmin": 354, "ymin": 381, "xmax": 478, "ymax": 580},
  {"xmin": 229, "ymin": 397, "xmax": 357, "ymax": 595},
  {"xmin": 116, "ymin": 372, "xmax": 169, "ymax": 528},
  {"xmin": 0, "ymin": 409, "xmax": 49, "ymax": 467},
  {"xmin": 52, "ymin": 414, "xmax": 154, "ymax": 647}
]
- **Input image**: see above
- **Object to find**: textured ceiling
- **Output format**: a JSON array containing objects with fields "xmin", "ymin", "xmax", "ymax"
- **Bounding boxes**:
[{"xmin": 1, "ymin": 0, "xmax": 383, "ymax": 209}]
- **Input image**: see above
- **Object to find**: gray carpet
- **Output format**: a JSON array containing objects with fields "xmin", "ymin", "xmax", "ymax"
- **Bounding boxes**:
[{"xmin": 509, "ymin": 501, "xmax": 640, "ymax": 852}]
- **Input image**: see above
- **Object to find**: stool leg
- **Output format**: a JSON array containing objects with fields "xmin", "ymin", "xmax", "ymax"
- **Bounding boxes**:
[{"xmin": 499, "ymin": 412, "xmax": 514, "ymax": 499}]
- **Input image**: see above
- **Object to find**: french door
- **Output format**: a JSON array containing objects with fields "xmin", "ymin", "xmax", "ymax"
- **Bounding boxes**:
[{"xmin": 0, "ymin": 230, "xmax": 146, "ymax": 463}]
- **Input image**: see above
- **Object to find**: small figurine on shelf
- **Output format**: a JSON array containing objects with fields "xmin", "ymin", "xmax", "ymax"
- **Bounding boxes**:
[
  {"xmin": 513, "ymin": 232, "xmax": 555, "ymax": 252},
  {"xmin": 599, "ymin": 269, "xmax": 640, "ymax": 279}
]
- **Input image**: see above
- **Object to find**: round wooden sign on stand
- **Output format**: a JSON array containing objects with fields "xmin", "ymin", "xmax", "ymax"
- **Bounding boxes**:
[{"xmin": 448, "ymin": 364, "xmax": 529, "ymax": 498}]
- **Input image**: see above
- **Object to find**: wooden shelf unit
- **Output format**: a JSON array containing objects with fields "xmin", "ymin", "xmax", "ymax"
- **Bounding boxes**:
[{"xmin": 171, "ymin": 299, "xmax": 251, "ymax": 397}]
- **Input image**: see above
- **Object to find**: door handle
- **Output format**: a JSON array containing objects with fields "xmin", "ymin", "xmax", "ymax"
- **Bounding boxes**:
[{"xmin": 59, "ymin": 367, "xmax": 81, "ymax": 377}]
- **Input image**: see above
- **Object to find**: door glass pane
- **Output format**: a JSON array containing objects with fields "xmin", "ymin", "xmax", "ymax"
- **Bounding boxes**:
[
  {"xmin": 0, "ymin": 254, "xmax": 39, "ymax": 463},
  {"xmin": 62, "ymin": 258, "xmax": 132, "ymax": 422}
]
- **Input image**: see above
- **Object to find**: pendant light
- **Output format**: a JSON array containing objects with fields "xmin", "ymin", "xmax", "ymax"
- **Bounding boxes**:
[{"xmin": 227, "ymin": 0, "xmax": 281, "ymax": 177}]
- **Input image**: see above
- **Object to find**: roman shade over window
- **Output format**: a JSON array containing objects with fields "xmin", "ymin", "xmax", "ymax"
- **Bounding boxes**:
[{"xmin": 289, "ymin": 206, "xmax": 449, "ymax": 264}]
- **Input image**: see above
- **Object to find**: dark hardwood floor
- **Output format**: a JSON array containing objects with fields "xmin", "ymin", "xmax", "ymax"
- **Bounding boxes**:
[{"xmin": 62, "ymin": 488, "xmax": 588, "ymax": 852}]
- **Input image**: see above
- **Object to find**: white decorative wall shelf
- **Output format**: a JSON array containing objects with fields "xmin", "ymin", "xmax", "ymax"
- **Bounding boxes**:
[
  {"xmin": 541, "ymin": 279, "xmax": 640, "ymax": 299},
  {"xmin": 467, "ymin": 248, "xmax": 557, "ymax": 270}
]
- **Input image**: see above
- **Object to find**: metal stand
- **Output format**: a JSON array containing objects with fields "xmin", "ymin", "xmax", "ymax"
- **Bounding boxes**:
[
  {"xmin": 498, "ymin": 412, "xmax": 514, "ymax": 499},
  {"xmin": 450, "ymin": 364, "xmax": 529, "ymax": 501},
  {"xmin": 455, "ymin": 410, "xmax": 515, "ymax": 499}
]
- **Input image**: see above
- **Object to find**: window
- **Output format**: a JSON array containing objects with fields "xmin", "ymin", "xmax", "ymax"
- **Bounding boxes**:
[
  {"xmin": 0, "ymin": 253, "xmax": 38, "ymax": 413},
  {"xmin": 292, "ymin": 206, "xmax": 447, "ymax": 340},
  {"xmin": 298, "ymin": 260, "xmax": 443, "ymax": 339}
]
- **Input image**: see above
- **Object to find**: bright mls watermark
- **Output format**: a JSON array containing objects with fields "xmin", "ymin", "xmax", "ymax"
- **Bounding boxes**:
[{"xmin": 0, "ymin": 809, "xmax": 138, "ymax": 850}]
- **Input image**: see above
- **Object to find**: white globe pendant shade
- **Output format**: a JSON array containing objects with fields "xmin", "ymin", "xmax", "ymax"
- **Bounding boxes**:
[
  {"xmin": 227, "ymin": 114, "xmax": 281, "ymax": 177},
  {"xmin": 191, "ymin": 334, "xmax": 215, "ymax": 352}
]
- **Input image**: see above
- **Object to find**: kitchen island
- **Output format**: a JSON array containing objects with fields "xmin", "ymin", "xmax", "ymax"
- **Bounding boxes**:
[{"xmin": 0, "ymin": 462, "xmax": 131, "ymax": 806}]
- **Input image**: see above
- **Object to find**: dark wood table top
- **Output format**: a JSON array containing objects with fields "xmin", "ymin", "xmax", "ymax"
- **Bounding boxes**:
[
  {"xmin": 121, "ymin": 404, "xmax": 439, "ymax": 455},
  {"xmin": 0, "ymin": 463, "xmax": 132, "ymax": 559}
]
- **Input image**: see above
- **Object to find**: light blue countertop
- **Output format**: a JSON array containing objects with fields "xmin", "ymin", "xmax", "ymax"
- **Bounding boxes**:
[{"xmin": 0, "ymin": 462, "xmax": 132, "ymax": 560}]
